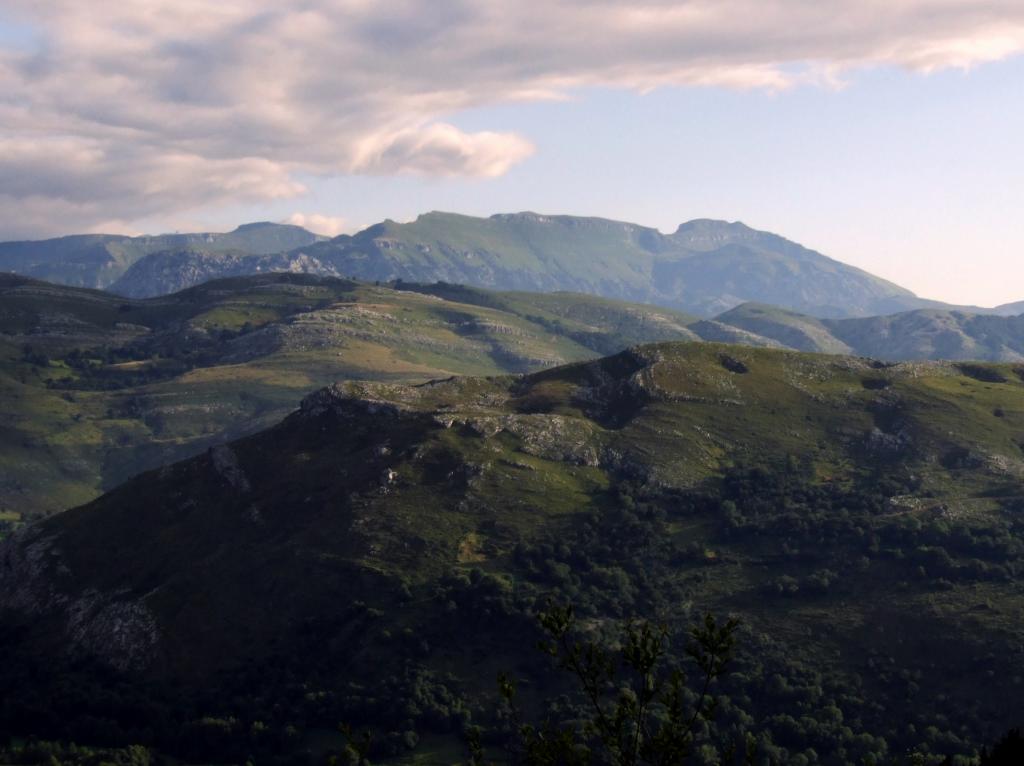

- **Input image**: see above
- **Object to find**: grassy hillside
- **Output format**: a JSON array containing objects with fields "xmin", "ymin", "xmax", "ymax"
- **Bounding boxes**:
[
  {"xmin": 996, "ymin": 299, "xmax": 1024, "ymax": 315},
  {"xmin": 714, "ymin": 303, "xmax": 854, "ymax": 354},
  {"xmin": 399, "ymin": 282, "xmax": 701, "ymax": 353},
  {"xmin": 0, "ymin": 274, "xmax": 696, "ymax": 516},
  {"xmin": 3, "ymin": 343, "xmax": 1024, "ymax": 763},
  {"xmin": 8, "ymin": 269, "xmax": 1024, "ymax": 520}
]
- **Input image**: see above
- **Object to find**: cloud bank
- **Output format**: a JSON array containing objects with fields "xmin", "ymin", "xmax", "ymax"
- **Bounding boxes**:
[
  {"xmin": 2, "ymin": 0, "xmax": 1024, "ymax": 236},
  {"xmin": 285, "ymin": 212, "xmax": 349, "ymax": 238}
]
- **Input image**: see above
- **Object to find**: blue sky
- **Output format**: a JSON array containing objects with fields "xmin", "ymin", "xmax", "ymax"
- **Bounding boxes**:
[
  {"xmin": 0, "ymin": 16, "xmax": 33, "ymax": 48},
  {"xmin": 207, "ymin": 60, "xmax": 1024, "ymax": 306},
  {"xmin": 2, "ymin": 2, "xmax": 1023, "ymax": 305}
]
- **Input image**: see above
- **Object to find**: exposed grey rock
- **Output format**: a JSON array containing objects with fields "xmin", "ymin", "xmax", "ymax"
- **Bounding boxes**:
[
  {"xmin": 0, "ymin": 527, "xmax": 160, "ymax": 671},
  {"xmin": 209, "ymin": 444, "xmax": 251, "ymax": 492},
  {"xmin": 67, "ymin": 591, "xmax": 160, "ymax": 672}
]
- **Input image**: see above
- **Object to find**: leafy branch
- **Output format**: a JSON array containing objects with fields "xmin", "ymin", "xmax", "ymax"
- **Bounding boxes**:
[{"xmin": 485, "ymin": 603, "xmax": 739, "ymax": 766}]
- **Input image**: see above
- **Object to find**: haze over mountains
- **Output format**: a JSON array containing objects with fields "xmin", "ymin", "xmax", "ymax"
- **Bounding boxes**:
[
  {"xmin": 289, "ymin": 212, "xmax": 924, "ymax": 318},
  {"xmin": 3, "ymin": 210, "xmax": 1024, "ymax": 375},
  {"xmin": 0, "ymin": 222, "xmax": 324, "ymax": 290},
  {"xmin": 716, "ymin": 303, "xmax": 1024, "ymax": 362},
  {"xmin": 5, "ymin": 212, "xmax": 1021, "ymax": 320}
]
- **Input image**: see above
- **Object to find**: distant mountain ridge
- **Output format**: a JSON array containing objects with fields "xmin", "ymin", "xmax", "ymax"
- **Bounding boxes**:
[
  {"xmin": 0, "ymin": 222, "xmax": 324, "ymax": 289},
  {"xmin": 294, "ymin": 212, "xmax": 926, "ymax": 318},
  {"xmin": 715, "ymin": 302, "xmax": 1024, "ymax": 362},
  {"xmin": 5, "ymin": 212, "xmax": 1021, "ymax": 320}
]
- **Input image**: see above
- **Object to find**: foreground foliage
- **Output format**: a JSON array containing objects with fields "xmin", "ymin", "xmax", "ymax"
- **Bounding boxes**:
[{"xmin": 476, "ymin": 607, "xmax": 740, "ymax": 766}]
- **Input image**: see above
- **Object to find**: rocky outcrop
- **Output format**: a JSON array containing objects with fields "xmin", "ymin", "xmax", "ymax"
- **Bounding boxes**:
[
  {"xmin": 111, "ymin": 250, "xmax": 340, "ymax": 298},
  {"xmin": 209, "ymin": 444, "xmax": 251, "ymax": 492},
  {"xmin": 0, "ymin": 526, "xmax": 160, "ymax": 671}
]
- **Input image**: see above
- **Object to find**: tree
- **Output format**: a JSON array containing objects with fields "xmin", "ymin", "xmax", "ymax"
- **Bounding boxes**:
[
  {"xmin": 472, "ymin": 604, "xmax": 741, "ymax": 766},
  {"xmin": 981, "ymin": 728, "xmax": 1024, "ymax": 765}
]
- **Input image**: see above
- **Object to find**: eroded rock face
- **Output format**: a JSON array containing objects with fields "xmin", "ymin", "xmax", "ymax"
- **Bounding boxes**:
[
  {"xmin": 0, "ymin": 527, "xmax": 60, "ymax": 615},
  {"xmin": 112, "ymin": 251, "xmax": 339, "ymax": 298},
  {"xmin": 302, "ymin": 377, "xmax": 605, "ymax": 467},
  {"xmin": 300, "ymin": 382, "xmax": 421, "ymax": 420},
  {"xmin": 494, "ymin": 414, "xmax": 600, "ymax": 466},
  {"xmin": 210, "ymin": 444, "xmax": 252, "ymax": 492},
  {"xmin": 865, "ymin": 426, "xmax": 913, "ymax": 456},
  {"xmin": 294, "ymin": 348, "xmax": 679, "ymax": 472},
  {"xmin": 0, "ymin": 527, "xmax": 160, "ymax": 672},
  {"xmin": 66, "ymin": 591, "xmax": 160, "ymax": 672}
]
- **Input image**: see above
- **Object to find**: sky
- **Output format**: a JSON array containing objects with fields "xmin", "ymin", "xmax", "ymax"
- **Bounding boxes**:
[{"xmin": 1, "ymin": 1, "xmax": 1023, "ymax": 306}]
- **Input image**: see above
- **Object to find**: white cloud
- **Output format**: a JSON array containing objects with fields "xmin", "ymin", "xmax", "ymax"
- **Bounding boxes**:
[
  {"xmin": 285, "ymin": 213, "xmax": 349, "ymax": 238},
  {"xmin": 351, "ymin": 123, "xmax": 535, "ymax": 177},
  {"xmin": 2, "ymin": 0, "xmax": 1024, "ymax": 236}
]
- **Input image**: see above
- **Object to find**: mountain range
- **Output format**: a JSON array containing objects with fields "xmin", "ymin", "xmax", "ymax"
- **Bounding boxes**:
[
  {"xmin": 285, "ymin": 212, "xmax": 927, "ymax": 318},
  {"xmin": 6, "ymin": 212, "xmax": 1021, "ymax": 319}
]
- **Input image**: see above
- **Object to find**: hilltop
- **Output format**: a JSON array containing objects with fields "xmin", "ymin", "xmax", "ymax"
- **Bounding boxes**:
[
  {"xmin": 0, "ymin": 273, "xmax": 696, "ymax": 516},
  {"xmin": 3, "ymin": 342, "xmax": 1024, "ymax": 762},
  {"xmin": 7, "ymin": 271, "xmax": 1024, "ymax": 520}
]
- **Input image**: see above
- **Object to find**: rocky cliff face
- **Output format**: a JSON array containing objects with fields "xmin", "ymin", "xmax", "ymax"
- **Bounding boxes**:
[
  {"xmin": 0, "ymin": 525, "xmax": 160, "ymax": 671},
  {"xmin": 110, "ymin": 249, "xmax": 340, "ymax": 298}
]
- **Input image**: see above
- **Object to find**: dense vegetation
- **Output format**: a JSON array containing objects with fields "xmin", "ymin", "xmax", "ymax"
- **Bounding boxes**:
[
  {"xmin": 3, "ymin": 343, "xmax": 1024, "ymax": 763},
  {"xmin": 3, "ymin": 461, "xmax": 1022, "ymax": 764}
]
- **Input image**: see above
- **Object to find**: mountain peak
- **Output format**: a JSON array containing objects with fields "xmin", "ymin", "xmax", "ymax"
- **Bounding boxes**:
[
  {"xmin": 672, "ymin": 219, "xmax": 758, "ymax": 245},
  {"xmin": 233, "ymin": 221, "xmax": 286, "ymax": 232},
  {"xmin": 674, "ymin": 218, "xmax": 752, "ymax": 233},
  {"xmin": 489, "ymin": 211, "xmax": 548, "ymax": 222}
]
